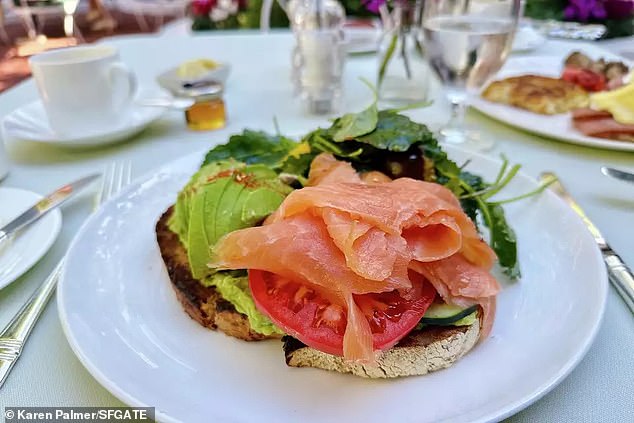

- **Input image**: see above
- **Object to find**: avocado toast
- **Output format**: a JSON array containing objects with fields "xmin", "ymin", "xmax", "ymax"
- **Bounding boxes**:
[{"xmin": 154, "ymin": 104, "xmax": 538, "ymax": 378}]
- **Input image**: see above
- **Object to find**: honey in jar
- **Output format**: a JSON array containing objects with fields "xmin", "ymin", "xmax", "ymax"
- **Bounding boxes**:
[{"xmin": 177, "ymin": 80, "xmax": 226, "ymax": 131}]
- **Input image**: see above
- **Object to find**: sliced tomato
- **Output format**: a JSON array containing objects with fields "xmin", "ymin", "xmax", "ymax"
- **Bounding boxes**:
[
  {"xmin": 562, "ymin": 67, "xmax": 606, "ymax": 92},
  {"xmin": 248, "ymin": 269, "xmax": 436, "ymax": 356}
]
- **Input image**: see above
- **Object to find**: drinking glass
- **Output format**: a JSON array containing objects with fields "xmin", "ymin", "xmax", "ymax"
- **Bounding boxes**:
[{"xmin": 422, "ymin": 0, "xmax": 522, "ymax": 150}]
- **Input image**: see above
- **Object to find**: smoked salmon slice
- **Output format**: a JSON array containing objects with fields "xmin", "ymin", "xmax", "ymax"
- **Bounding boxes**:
[
  {"xmin": 212, "ymin": 153, "xmax": 500, "ymax": 362},
  {"xmin": 409, "ymin": 256, "xmax": 499, "ymax": 338}
]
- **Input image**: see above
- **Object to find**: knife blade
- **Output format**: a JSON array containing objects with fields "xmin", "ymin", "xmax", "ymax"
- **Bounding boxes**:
[
  {"xmin": 0, "ymin": 174, "xmax": 100, "ymax": 244},
  {"xmin": 540, "ymin": 172, "xmax": 634, "ymax": 313},
  {"xmin": 601, "ymin": 166, "xmax": 634, "ymax": 185}
]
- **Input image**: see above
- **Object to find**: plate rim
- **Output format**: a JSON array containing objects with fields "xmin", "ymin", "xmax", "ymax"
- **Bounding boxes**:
[
  {"xmin": 0, "ymin": 186, "xmax": 62, "ymax": 290},
  {"xmin": 57, "ymin": 148, "xmax": 608, "ymax": 423},
  {"xmin": 470, "ymin": 54, "xmax": 634, "ymax": 152}
]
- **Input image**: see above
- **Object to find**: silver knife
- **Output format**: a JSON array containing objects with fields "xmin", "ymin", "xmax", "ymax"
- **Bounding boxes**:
[
  {"xmin": 540, "ymin": 172, "xmax": 634, "ymax": 313},
  {"xmin": 0, "ymin": 174, "xmax": 100, "ymax": 244},
  {"xmin": 601, "ymin": 166, "xmax": 634, "ymax": 185}
]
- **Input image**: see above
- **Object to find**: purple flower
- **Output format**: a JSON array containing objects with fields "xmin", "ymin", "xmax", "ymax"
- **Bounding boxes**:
[
  {"xmin": 362, "ymin": 0, "xmax": 386, "ymax": 14},
  {"xmin": 564, "ymin": 0, "xmax": 607, "ymax": 21},
  {"xmin": 604, "ymin": 0, "xmax": 634, "ymax": 19}
]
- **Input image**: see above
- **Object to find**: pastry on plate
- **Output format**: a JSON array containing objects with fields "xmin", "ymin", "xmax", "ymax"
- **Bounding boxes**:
[{"xmin": 481, "ymin": 75, "xmax": 590, "ymax": 115}]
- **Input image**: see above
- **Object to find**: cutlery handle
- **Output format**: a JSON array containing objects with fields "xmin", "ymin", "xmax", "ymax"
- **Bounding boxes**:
[
  {"xmin": 605, "ymin": 253, "xmax": 634, "ymax": 314},
  {"xmin": 0, "ymin": 258, "xmax": 63, "ymax": 388}
]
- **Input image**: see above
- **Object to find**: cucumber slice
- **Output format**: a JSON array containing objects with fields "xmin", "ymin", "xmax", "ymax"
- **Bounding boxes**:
[{"xmin": 421, "ymin": 304, "xmax": 478, "ymax": 326}]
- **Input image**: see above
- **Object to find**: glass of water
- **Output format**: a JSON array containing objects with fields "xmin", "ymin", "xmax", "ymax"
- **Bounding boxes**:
[{"xmin": 422, "ymin": 0, "xmax": 522, "ymax": 150}]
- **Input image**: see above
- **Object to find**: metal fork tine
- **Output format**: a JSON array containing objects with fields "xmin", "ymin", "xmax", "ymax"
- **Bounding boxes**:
[
  {"xmin": 0, "ymin": 161, "xmax": 133, "ymax": 388},
  {"xmin": 96, "ymin": 164, "xmax": 108, "ymax": 208},
  {"xmin": 116, "ymin": 163, "xmax": 124, "ymax": 196},
  {"xmin": 108, "ymin": 162, "xmax": 118, "ymax": 203},
  {"xmin": 100, "ymin": 162, "xmax": 113, "ymax": 205},
  {"xmin": 124, "ymin": 161, "xmax": 132, "ymax": 186}
]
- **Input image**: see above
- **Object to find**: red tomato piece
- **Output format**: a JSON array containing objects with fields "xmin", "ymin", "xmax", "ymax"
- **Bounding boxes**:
[
  {"xmin": 562, "ymin": 67, "xmax": 606, "ymax": 92},
  {"xmin": 248, "ymin": 269, "xmax": 436, "ymax": 356}
]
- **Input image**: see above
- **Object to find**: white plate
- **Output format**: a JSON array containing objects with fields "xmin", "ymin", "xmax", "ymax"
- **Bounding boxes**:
[
  {"xmin": 0, "ymin": 187, "xmax": 62, "ymax": 290},
  {"xmin": 157, "ymin": 63, "xmax": 231, "ymax": 94},
  {"xmin": 58, "ymin": 147, "xmax": 607, "ymax": 423},
  {"xmin": 470, "ymin": 55, "xmax": 634, "ymax": 152},
  {"xmin": 1, "ymin": 89, "xmax": 165, "ymax": 148}
]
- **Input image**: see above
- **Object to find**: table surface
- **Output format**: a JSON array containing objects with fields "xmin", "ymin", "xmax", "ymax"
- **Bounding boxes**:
[{"xmin": 0, "ymin": 30, "xmax": 633, "ymax": 422}]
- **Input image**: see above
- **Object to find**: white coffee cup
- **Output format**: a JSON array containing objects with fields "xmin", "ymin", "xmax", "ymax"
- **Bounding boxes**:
[
  {"xmin": 29, "ymin": 45, "xmax": 137, "ymax": 136},
  {"xmin": 0, "ymin": 140, "xmax": 9, "ymax": 181}
]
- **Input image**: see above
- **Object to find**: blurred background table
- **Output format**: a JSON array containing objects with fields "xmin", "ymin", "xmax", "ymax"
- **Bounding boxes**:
[{"xmin": 0, "ymin": 30, "xmax": 633, "ymax": 421}]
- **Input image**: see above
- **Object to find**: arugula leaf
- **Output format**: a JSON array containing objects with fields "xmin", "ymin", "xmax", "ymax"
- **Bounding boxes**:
[
  {"xmin": 203, "ymin": 130, "xmax": 297, "ymax": 168},
  {"xmin": 484, "ymin": 204, "xmax": 520, "ymax": 279},
  {"xmin": 430, "ymin": 148, "xmax": 521, "ymax": 279},
  {"xmin": 458, "ymin": 172, "xmax": 485, "ymax": 224},
  {"xmin": 279, "ymin": 150, "xmax": 316, "ymax": 176},
  {"xmin": 419, "ymin": 138, "xmax": 460, "ymax": 177},
  {"xmin": 305, "ymin": 129, "xmax": 365, "ymax": 159}
]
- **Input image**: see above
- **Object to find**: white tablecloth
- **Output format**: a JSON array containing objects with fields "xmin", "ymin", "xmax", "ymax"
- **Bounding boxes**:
[{"xmin": 0, "ymin": 31, "xmax": 633, "ymax": 421}]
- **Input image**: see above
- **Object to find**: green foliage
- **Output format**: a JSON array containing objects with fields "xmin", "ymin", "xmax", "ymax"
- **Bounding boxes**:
[
  {"xmin": 603, "ymin": 18, "xmax": 634, "ymax": 38},
  {"xmin": 191, "ymin": 15, "xmax": 241, "ymax": 30},
  {"xmin": 238, "ymin": 0, "xmax": 289, "ymax": 29},
  {"xmin": 523, "ymin": 0, "xmax": 567, "ymax": 20}
]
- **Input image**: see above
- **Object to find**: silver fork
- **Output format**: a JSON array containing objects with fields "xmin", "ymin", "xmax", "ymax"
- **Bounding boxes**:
[{"xmin": 0, "ymin": 161, "xmax": 132, "ymax": 388}]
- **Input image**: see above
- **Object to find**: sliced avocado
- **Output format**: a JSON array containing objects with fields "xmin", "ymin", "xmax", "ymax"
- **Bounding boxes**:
[
  {"xmin": 169, "ymin": 160, "xmax": 241, "ymax": 247},
  {"xmin": 187, "ymin": 177, "xmax": 233, "ymax": 279},
  {"xmin": 202, "ymin": 272, "xmax": 284, "ymax": 336},
  {"xmin": 241, "ymin": 188, "xmax": 286, "ymax": 225},
  {"xmin": 169, "ymin": 159, "xmax": 292, "ymax": 281}
]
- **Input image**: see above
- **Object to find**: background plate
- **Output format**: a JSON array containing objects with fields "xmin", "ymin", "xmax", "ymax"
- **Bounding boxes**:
[
  {"xmin": 470, "ymin": 55, "xmax": 634, "ymax": 152},
  {"xmin": 0, "ymin": 187, "xmax": 62, "ymax": 289},
  {"xmin": 58, "ymin": 147, "xmax": 607, "ymax": 423}
]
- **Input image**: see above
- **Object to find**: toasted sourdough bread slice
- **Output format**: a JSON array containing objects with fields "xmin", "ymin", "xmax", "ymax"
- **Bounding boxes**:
[
  {"xmin": 156, "ymin": 207, "xmax": 280, "ymax": 341},
  {"xmin": 283, "ymin": 318, "xmax": 480, "ymax": 378},
  {"xmin": 157, "ymin": 206, "xmax": 481, "ymax": 377}
]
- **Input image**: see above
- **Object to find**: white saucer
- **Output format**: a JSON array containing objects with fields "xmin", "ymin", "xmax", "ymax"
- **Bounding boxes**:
[
  {"xmin": 0, "ymin": 187, "xmax": 62, "ymax": 290},
  {"xmin": 1, "ymin": 91, "xmax": 165, "ymax": 148}
]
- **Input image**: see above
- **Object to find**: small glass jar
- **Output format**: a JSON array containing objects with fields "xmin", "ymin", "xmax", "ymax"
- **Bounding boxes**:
[{"xmin": 177, "ymin": 80, "xmax": 226, "ymax": 131}]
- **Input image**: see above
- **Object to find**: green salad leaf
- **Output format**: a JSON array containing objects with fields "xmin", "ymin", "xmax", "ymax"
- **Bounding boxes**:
[
  {"xmin": 356, "ymin": 111, "xmax": 434, "ymax": 152},
  {"xmin": 202, "ymin": 130, "xmax": 298, "ymax": 168},
  {"xmin": 329, "ymin": 101, "xmax": 378, "ymax": 142}
]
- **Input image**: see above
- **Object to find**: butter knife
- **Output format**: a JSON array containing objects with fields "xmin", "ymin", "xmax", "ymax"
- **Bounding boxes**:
[
  {"xmin": 601, "ymin": 167, "xmax": 634, "ymax": 185},
  {"xmin": 540, "ymin": 172, "xmax": 634, "ymax": 313},
  {"xmin": 0, "ymin": 174, "xmax": 100, "ymax": 244}
]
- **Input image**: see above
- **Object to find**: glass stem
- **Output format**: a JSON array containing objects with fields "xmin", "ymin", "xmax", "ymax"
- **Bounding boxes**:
[{"xmin": 446, "ymin": 97, "xmax": 466, "ymax": 134}]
